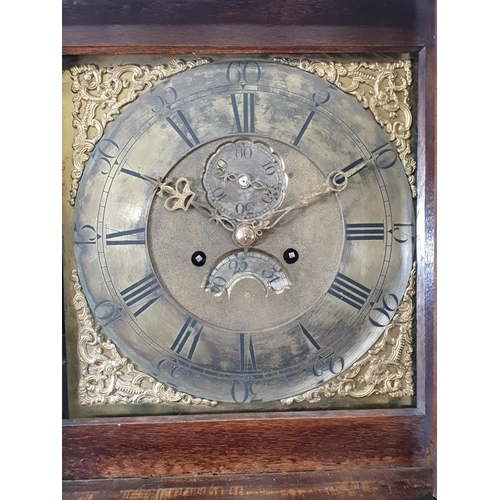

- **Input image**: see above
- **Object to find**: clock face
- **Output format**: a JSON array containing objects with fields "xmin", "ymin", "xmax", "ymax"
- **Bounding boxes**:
[{"xmin": 73, "ymin": 60, "xmax": 414, "ymax": 403}]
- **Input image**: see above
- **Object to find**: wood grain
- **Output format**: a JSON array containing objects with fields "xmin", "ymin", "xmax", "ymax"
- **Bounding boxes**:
[
  {"xmin": 63, "ymin": 409, "xmax": 427, "ymax": 480},
  {"xmin": 62, "ymin": 24, "xmax": 426, "ymax": 55},
  {"xmin": 63, "ymin": 468, "xmax": 434, "ymax": 499},
  {"xmin": 62, "ymin": 0, "xmax": 436, "ymax": 55},
  {"xmin": 62, "ymin": 0, "xmax": 437, "ymax": 497},
  {"xmin": 62, "ymin": 0, "xmax": 420, "ymax": 28}
]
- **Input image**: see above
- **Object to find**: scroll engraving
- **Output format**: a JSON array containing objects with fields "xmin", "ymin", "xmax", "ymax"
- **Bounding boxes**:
[
  {"xmin": 68, "ymin": 57, "xmax": 417, "ymax": 405},
  {"xmin": 72, "ymin": 269, "xmax": 217, "ymax": 406},
  {"xmin": 275, "ymin": 57, "xmax": 417, "ymax": 197},
  {"xmin": 281, "ymin": 262, "xmax": 416, "ymax": 405},
  {"xmin": 69, "ymin": 58, "xmax": 212, "ymax": 205}
]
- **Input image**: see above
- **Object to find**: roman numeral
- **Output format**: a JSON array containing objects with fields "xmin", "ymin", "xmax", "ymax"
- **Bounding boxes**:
[
  {"xmin": 328, "ymin": 273, "xmax": 371, "ymax": 310},
  {"xmin": 120, "ymin": 273, "xmax": 161, "ymax": 317},
  {"xmin": 231, "ymin": 93, "xmax": 255, "ymax": 133},
  {"xmin": 106, "ymin": 227, "xmax": 145, "ymax": 246},
  {"xmin": 345, "ymin": 223, "xmax": 384, "ymax": 241},
  {"xmin": 166, "ymin": 110, "xmax": 200, "ymax": 148},
  {"xmin": 239, "ymin": 334, "xmax": 257, "ymax": 372},
  {"xmin": 298, "ymin": 322, "xmax": 321, "ymax": 350},
  {"xmin": 171, "ymin": 316, "xmax": 203, "ymax": 360},
  {"xmin": 293, "ymin": 110, "xmax": 315, "ymax": 146}
]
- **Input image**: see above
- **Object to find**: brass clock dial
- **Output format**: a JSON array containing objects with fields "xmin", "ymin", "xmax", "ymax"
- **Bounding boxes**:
[{"xmin": 73, "ymin": 60, "xmax": 414, "ymax": 404}]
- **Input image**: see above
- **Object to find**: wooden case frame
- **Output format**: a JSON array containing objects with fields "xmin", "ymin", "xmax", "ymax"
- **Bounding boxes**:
[{"xmin": 62, "ymin": 1, "xmax": 436, "ymax": 498}]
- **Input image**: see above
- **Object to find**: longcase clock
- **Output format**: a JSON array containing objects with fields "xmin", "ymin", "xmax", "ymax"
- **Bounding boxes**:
[{"xmin": 62, "ymin": 1, "xmax": 436, "ymax": 498}]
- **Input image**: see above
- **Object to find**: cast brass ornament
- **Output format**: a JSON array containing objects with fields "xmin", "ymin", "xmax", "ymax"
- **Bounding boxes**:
[
  {"xmin": 69, "ymin": 58, "xmax": 212, "ymax": 205},
  {"xmin": 69, "ymin": 57, "xmax": 416, "ymax": 405},
  {"xmin": 281, "ymin": 262, "xmax": 415, "ymax": 405},
  {"xmin": 72, "ymin": 261, "xmax": 415, "ymax": 406},
  {"xmin": 275, "ymin": 57, "xmax": 416, "ymax": 197},
  {"xmin": 72, "ymin": 269, "xmax": 217, "ymax": 406}
]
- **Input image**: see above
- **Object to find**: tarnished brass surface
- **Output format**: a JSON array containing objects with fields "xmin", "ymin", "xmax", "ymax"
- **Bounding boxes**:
[
  {"xmin": 69, "ymin": 58, "xmax": 212, "ymax": 205},
  {"xmin": 72, "ymin": 270, "xmax": 217, "ymax": 407},
  {"xmin": 276, "ymin": 58, "xmax": 416, "ymax": 197},
  {"xmin": 281, "ymin": 262, "xmax": 415, "ymax": 404},
  {"xmin": 64, "ymin": 55, "xmax": 416, "ymax": 412}
]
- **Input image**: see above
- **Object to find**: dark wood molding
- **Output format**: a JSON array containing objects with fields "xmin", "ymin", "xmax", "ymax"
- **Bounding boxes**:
[
  {"xmin": 63, "ymin": 409, "xmax": 427, "ymax": 480},
  {"xmin": 62, "ymin": 24, "xmax": 427, "ymax": 55},
  {"xmin": 62, "ymin": 1, "xmax": 437, "ymax": 497},
  {"xmin": 63, "ymin": 468, "xmax": 435, "ymax": 499},
  {"xmin": 62, "ymin": 0, "xmax": 436, "ymax": 55}
]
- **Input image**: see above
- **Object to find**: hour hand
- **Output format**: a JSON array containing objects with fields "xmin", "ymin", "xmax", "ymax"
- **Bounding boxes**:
[
  {"xmin": 156, "ymin": 177, "xmax": 195, "ymax": 211},
  {"xmin": 159, "ymin": 176, "xmax": 238, "ymax": 231},
  {"xmin": 136, "ymin": 172, "xmax": 236, "ymax": 231}
]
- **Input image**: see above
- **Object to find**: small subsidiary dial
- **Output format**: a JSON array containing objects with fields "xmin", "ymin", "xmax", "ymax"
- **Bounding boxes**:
[
  {"xmin": 205, "ymin": 250, "xmax": 290, "ymax": 297},
  {"xmin": 202, "ymin": 139, "xmax": 287, "ymax": 221}
]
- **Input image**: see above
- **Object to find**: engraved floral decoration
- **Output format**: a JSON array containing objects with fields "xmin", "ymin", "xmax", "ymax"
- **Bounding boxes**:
[
  {"xmin": 68, "ymin": 58, "xmax": 212, "ymax": 205},
  {"xmin": 275, "ymin": 57, "xmax": 417, "ymax": 197},
  {"xmin": 72, "ymin": 270, "xmax": 217, "ymax": 406},
  {"xmin": 69, "ymin": 58, "xmax": 416, "ymax": 405},
  {"xmin": 281, "ymin": 263, "xmax": 416, "ymax": 405}
]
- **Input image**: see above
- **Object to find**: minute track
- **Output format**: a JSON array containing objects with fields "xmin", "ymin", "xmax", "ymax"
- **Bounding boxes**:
[{"xmin": 73, "ymin": 60, "xmax": 415, "ymax": 403}]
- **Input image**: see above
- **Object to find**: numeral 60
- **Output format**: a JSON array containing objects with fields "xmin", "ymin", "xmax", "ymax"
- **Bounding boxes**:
[
  {"xmin": 226, "ymin": 61, "xmax": 262, "ymax": 84},
  {"xmin": 313, "ymin": 354, "xmax": 345, "ymax": 377}
]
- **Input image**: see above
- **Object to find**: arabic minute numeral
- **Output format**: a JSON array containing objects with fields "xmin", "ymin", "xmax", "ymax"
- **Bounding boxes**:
[
  {"xmin": 231, "ymin": 379, "xmax": 265, "ymax": 403},
  {"xmin": 226, "ymin": 61, "xmax": 262, "ymax": 84},
  {"xmin": 95, "ymin": 138, "xmax": 120, "ymax": 175},
  {"xmin": 389, "ymin": 222, "xmax": 415, "ymax": 244},
  {"xmin": 312, "ymin": 354, "xmax": 345, "ymax": 379},
  {"xmin": 74, "ymin": 224, "xmax": 101, "ymax": 247},
  {"xmin": 369, "ymin": 293, "xmax": 400, "ymax": 328}
]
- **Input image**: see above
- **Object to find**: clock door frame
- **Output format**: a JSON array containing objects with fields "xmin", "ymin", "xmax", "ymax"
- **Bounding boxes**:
[{"xmin": 62, "ymin": 1, "xmax": 436, "ymax": 498}]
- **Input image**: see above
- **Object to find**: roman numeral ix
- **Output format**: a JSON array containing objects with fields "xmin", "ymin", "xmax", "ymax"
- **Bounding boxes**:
[{"xmin": 106, "ymin": 227, "xmax": 145, "ymax": 246}]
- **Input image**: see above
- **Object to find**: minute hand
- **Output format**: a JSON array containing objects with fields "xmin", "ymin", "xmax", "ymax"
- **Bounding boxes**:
[
  {"xmin": 341, "ymin": 154, "xmax": 377, "ymax": 179},
  {"xmin": 253, "ymin": 154, "xmax": 378, "ymax": 233}
]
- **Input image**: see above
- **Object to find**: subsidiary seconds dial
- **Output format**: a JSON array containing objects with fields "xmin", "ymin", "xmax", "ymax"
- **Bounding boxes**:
[
  {"xmin": 73, "ymin": 59, "xmax": 414, "ymax": 403},
  {"xmin": 203, "ymin": 139, "xmax": 287, "ymax": 221}
]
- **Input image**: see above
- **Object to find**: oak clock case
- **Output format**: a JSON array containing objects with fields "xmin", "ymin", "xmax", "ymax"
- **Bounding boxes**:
[{"xmin": 64, "ymin": 57, "xmax": 416, "ymax": 416}]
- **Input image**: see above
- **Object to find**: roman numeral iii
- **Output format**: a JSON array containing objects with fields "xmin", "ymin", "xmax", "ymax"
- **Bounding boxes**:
[{"xmin": 345, "ymin": 223, "xmax": 384, "ymax": 241}]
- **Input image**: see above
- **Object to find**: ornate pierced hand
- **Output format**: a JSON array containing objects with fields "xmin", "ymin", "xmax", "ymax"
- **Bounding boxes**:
[
  {"xmin": 136, "ymin": 173, "xmax": 237, "ymax": 232},
  {"xmin": 251, "ymin": 154, "xmax": 380, "ymax": 233},
  {"xmin": 137, "ymin": 151, "xmax": 382, "ymax": 249}
]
